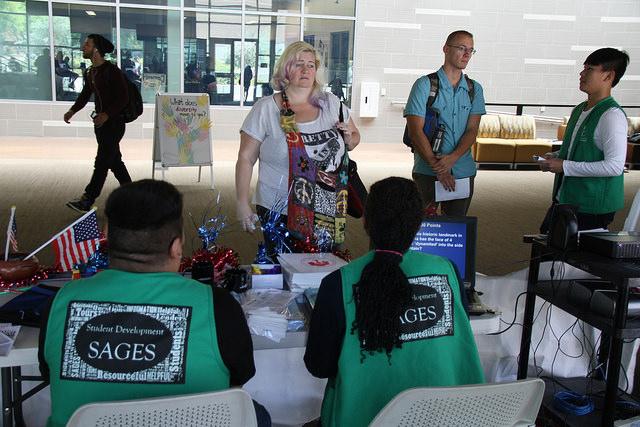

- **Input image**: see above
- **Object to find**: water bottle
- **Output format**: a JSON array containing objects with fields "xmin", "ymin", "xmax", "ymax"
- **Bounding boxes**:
[{"xmin": 432, "ymin": 124, "xmax": 445, "ymax": 155}]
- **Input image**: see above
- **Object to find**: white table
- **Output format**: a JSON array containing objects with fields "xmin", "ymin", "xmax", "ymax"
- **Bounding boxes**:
[{"xmin": 0, "ymin": 286, "xmax": 500, "ymax": 427}]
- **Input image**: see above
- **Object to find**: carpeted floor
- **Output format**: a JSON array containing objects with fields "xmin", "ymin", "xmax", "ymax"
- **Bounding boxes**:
[{"xmin": 1, "ymin": 136, "xmax": 638, "ymax": 275}]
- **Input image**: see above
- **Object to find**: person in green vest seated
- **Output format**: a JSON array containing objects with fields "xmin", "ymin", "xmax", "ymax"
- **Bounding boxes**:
[
  {"xmin": 540, "ymin": 48, "xmax": 630, "ymax": 231},
  {"xmin": 304, "ymin": 177, "xmax": 484, "ymax": 427},
  {"xmin": 38, "ymin": 180, "xmax": 271, "ymax": 427}
]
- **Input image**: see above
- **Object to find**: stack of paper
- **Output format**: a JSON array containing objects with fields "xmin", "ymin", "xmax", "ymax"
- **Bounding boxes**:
[
  {"xmin": 246, "ymin": 308, "xmax": 289, "ymax": 342},
  {"xmin": 277, "ymin": 253, "xmax": 347, "ymax": 289},
  {"xmin": 241, "ymin": 289, "xmax": 297, "ymax": 342},
  {"xmin": 0, "ymin": 324, "xmax": 20, "ymax": 356}
]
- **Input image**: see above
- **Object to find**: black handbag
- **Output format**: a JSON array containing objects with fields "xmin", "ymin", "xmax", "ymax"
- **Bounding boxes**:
[
  {"xmin": 338, "ymin": 101, "xmax": 368, "ymax": 218},
  {"xmin": 347, "ymin": 159, "xmax": 367, "ymax": 218}
]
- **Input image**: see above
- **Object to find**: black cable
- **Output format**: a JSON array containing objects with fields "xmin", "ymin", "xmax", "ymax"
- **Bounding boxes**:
[
  {"xmin": 487, "ymin": 291, "xmax": 527, "ymax": 335},
  {"xmin": 586, "ymin": 333, "xmax": 603, "ymax": 397},
  {"xmin": 569, "ymin": 320, "xmax": 586, "ymax": 359},
  {"xmin": 549, "ymin": 316, "xmax": 585, "ymax": 360},
  {"xmin": 500, "ymin": 318, "xmax": 522, "ymax": 327},
  {"xmin": 533, "ymin": 303, "xmax": 552, "ymax": 378},
  {"xmin": 622, "ymin": 358, "xmax": 630, "ymax": 394}
]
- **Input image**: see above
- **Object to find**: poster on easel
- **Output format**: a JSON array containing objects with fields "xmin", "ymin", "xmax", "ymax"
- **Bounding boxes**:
[{"xmin": 153, "ymin": 93, "xmax": 214, "ymax": 187}]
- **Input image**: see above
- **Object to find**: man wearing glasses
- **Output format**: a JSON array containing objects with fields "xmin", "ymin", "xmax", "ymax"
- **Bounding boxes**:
[{"xmin": 404, "ymin": 30, "xmax": 485, "ymax": 216}]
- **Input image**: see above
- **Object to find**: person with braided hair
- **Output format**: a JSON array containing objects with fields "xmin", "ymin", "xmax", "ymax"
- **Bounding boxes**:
[{"xmin": 304, "ymin": 177, "xmax": 484, "ymax": 427}]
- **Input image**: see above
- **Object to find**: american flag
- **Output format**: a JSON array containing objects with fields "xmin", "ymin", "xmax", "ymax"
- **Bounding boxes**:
[
  {"xmin": 53, "ymin": 211, "xmax": 100, "ymax": 271},
  {"xmin": 8, "ymin": 214, "xmax": 17, "ymax": 253}
]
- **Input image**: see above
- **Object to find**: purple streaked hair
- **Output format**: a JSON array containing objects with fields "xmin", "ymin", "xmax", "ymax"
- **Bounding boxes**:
[{"xmin": 270, "ymin": 41, "xmax": 325, "ymax": 108}]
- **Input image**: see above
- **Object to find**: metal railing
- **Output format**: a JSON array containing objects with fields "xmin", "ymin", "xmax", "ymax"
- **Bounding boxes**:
[{"xmin": 391, "ymin": 100, "xmax": 640, "ymax": 124}]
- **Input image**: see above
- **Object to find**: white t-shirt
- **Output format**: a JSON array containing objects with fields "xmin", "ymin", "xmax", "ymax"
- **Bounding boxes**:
[
  {"xmin": 563, "ymin": 107, "xmax": 628, "ymax": 177},
  {"xmin": 241, "ymin": 91, "xmax": 350, "ymax": 211}
]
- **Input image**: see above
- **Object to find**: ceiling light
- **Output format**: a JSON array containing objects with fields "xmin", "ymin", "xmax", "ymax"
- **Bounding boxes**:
[{"xmin": 85, "ymin": 10, "xmax": 96, "ymax": 16}]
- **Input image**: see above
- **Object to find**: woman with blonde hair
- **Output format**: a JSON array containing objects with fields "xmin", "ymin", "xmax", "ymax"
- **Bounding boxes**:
[{"xmin": 235, "ymin": 41, "xmax": 360, "ymax": 252}]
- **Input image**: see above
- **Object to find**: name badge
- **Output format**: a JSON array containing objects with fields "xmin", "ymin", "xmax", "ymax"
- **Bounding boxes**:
[
  {"xmin": 398, "ymin": 275, "xmax": 454, "ymax": 342},
  {"xmin": 61, "ymin": 301, "xmax": 191, "ymax": 384}
]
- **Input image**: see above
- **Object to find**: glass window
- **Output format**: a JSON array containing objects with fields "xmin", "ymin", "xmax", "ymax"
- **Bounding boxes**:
[
  {"xmin": 0, "ymin": 1, "xmax": 357, "ymax": 106},
  {"xmin": 304, "ymin": 18, "xmax": 354, "ymax": 106},
  {"xmin": 0, "ymin": 0, "xmax": 51, "ymax": 100},
  {"xmin": 246, "ymin": 0, "xmax": 300, "ymax": 13},
  {"xmin": 305, "ymin": 0, "xmax": 355, "ymax": 17},
  {"xmin": 122, "ymin": 0, "xmax": 180, "ymax": 7},
  {"xmin": 52, "ymin": 3, "xmax": 116, "ymax": 101},
  {"xmin": 120, "ymin": 8, "xmax": 181, "ymax": 103},
  {"xmin": 184, "ymin": 12, "xmax": 243, "ymax": 105},
  {"xmin": 244, "ymin": 14, "xmax": 299, "ymax": 105},
  {"xmin": 183, "ymin": 0, "xmax": 241, "ymax": 11}
]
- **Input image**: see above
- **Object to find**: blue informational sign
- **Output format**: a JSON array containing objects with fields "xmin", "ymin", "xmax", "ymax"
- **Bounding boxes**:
[{"xmin": 410, "ymin": 221, "xmax": 468, "ymax": 278}]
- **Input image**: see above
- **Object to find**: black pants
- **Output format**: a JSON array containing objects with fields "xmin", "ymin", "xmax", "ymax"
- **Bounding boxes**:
[{"xmin": 84, "ymin": 118, "xmax": 131, "ymax": 202}]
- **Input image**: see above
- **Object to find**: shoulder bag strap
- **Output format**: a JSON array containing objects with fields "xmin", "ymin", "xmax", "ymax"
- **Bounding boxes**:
[
  {"xmin": 427, "ymin": 72, "xmax": 439, "ymax": 108},
  {"xmin": 464, "ymin": 75, "xmax": 475, "ymax": 104}
]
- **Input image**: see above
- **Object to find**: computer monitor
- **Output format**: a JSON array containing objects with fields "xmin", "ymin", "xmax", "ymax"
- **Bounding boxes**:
[{"xmin": 409, "ymin": 216, "xmax": 477, "ymax": 289}]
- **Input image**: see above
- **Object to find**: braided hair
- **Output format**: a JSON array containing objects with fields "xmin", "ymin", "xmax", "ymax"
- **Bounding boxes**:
[{"xmin": 351, "ymin": 177, "xmax": 424, "ymax": 362}]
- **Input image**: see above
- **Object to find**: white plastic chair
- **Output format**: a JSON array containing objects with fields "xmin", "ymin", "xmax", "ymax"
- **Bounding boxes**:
[
  {"xmin": 623, "ymin": 189, "xmax": 640, "ymax": 232},
  {"xmin": 66, "ymin": 389, "xmax": 257, "ymax": 427},
  {"xmin": 368, "ymin": 378, "xmax": 544, "ymax": 427}
]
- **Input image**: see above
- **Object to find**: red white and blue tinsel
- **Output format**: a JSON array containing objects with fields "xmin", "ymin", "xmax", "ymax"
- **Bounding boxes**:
[
  {"xmin": 180, "ymin": 191, "xmax": 239, "ymax": 279},
  {"xmin": 259, "ymin": 196, "xmax": 291, "ymax": 256}
]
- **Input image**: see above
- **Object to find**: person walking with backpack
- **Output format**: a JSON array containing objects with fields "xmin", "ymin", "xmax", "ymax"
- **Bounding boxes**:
[
  {"xmin": 404, "ymin": 30, "xmax": 485, "ymax": 216},
  {"xmin": 63, "ymin": 34, "xmax": 132, "ymax": 213}
]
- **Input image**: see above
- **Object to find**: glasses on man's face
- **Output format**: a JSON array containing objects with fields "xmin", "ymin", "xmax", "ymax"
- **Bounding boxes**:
[{"xmin": 447, "ymin": 44, "xmax": 477, "ymax": 56}]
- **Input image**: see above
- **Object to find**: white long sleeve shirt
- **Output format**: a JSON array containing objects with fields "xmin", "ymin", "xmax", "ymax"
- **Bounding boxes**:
[{"xmin": 562, "ymin": 107, "xmax": 628, "ymax": 177}]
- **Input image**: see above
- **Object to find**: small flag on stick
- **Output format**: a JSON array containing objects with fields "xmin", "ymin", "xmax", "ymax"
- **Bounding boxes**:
[
  {"xmin": 23, "ymin": 208, "xmax": 100, "ymax": 271},
  {"xmin": 4, "ymin": 206, "xmax": 17, "ymax": 261},
  {"xmin": 53, "ymin": 210, "xmax": 100, "ymax": 271}
]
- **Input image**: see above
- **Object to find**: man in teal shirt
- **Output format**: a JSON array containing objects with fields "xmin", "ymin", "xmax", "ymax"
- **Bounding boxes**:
[{"xmin": 404, "ymin": 30, "xmax": 485, "ymax": 216}]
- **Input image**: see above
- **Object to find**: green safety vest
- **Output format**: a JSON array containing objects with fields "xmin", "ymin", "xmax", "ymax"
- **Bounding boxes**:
[
  {"xmin": 44, "ymin": 269, "xmax": 230, "ymax": 427},
  {"xmin": 554, "ymin": 96, "xmax": 625, "ymax": 214},
  {"xmin": 320, "ymin": 250, "xmax": 485, "ymax": 427}
]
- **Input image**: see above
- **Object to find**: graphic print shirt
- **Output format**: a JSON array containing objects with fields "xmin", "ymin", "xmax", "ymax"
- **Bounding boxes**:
[{"xmin": 241, "ymin": 91, "xmax": 349, "ymax": 212}]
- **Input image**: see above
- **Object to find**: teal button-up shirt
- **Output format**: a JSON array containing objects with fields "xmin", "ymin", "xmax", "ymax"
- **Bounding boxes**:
[{"xmin": 404, "ymin": 66, "xmax": 486, "ymax": 178}]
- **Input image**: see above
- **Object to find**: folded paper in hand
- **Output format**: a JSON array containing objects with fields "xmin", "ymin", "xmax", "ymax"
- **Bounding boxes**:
[{"xmin": 435, "ymin": 177, "xmax": 471, "ymax": 202}]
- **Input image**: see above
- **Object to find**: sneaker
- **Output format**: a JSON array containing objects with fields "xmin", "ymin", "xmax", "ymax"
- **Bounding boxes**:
[{"xmin": 66, "ymin": 195, "xmax": 92, "ymax": 213}]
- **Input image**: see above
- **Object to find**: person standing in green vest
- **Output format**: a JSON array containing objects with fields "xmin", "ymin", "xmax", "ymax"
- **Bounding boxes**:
[
  {"xmin": 304, "ymin": 177, "xmax": 484, "ymax": 427},
  {"xmin": 39, "ymin": 180, "xmax": 271, "ymax": 427},
  {"xmin": 540, "ymin": 48, "xmax": 629, "ymax": 231}
]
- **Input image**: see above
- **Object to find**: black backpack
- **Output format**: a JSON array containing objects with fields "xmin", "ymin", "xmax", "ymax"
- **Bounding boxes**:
[
  {"xmin": 402, "ymin": 72, "xmax": 475, "ymax": 150},
  {"xmin": 121, "ymin": 71, "xmax": 143, "ymax": 123}
]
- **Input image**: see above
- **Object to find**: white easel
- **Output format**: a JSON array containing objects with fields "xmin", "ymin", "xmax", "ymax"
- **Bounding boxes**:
[{"xmin": 152, "ymin": 93, "xmax": 214, "ymax": 188}]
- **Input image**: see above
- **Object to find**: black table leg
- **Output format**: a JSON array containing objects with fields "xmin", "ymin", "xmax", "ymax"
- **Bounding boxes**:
[
  {"xmin": 2, "ymin": 367, "xmax": 13, "ymax": 427},
  {"xmin": 518, "ymin": 243, "xmax": 541, "ymax": 379},
  {"xmin": 602, "ymin": 278, "xmax": 631, "ymax": 427},
  {"xmin": 10, "ymin": 368, "xmax": 23, "ymax": 427}
]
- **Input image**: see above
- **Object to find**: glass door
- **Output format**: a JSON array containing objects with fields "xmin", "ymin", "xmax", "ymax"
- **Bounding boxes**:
[
  {"xmin": 238, "ymin": 39, "xmax": 257, "ymax": 104},
  {"xmin": 212, "ymin": 39, "xmax": 234, "ymax": 104}
]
